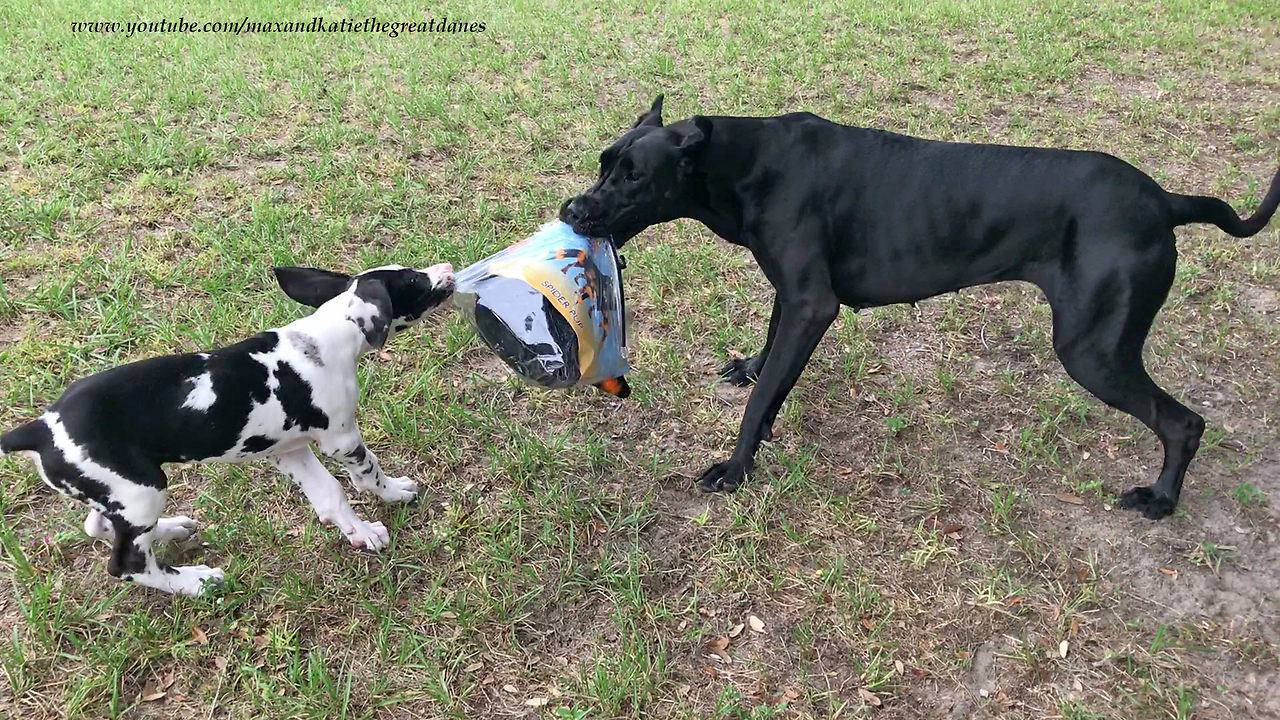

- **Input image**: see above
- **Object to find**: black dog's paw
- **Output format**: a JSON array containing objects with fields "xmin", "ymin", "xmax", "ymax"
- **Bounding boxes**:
[
  {"xmin": 1117, "ymin": 486, "xmax": 1176, "ymax": 520},
  {"xmin": 694, "ymin": 460, "xmax": 750, "ymax": 493},
  {"xmin": 720, "ymin": 356, "xmax": 761, "ymax": 386}
]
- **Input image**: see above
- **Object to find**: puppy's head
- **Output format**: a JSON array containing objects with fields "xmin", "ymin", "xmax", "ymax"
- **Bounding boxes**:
[
  {"xmin": 273, "ymin": 264, "xmax": 455, "ymax": 348},
  {"xmin": 560, "ymin": 94, "xmax": 712, "ymax": 246}
]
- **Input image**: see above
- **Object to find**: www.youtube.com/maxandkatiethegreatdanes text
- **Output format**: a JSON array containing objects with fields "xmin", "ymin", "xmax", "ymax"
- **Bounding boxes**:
[{"xmin": 69, "ymin": 17, "xmax": 486, "ymax": 38}]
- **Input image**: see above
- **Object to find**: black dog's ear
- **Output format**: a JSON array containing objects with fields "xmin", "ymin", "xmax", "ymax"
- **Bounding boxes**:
[
  {"xmin": 678, "ymin": 115, "xmax": 713, "ymax": 158},
  {"xmin": 273, "ymin": 266, "xmax": 353, "ymax": 308},
  {"xmin": 351, "ymin": 277, "xmax": 394, "ymax": 349},
  {"xmin": 631, "ymin": 94, "xmax": 664, "ymax": 129}
]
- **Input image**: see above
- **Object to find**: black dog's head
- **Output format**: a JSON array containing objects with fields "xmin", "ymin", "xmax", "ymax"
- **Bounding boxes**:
[
  {"xmin": 273, "ymin": 264, "xmax": 455, "ymax": 348},
  {"xmin": 560, "ymin": 95, "xmax": 712, "ymax": 246}
]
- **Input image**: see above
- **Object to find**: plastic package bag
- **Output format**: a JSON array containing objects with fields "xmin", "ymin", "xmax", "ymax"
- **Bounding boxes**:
[{"xmin": 453, "ymin": 220, "xmax": 631, "ymax": 398}]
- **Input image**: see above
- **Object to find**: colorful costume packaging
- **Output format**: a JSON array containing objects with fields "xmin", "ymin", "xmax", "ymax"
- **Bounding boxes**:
[{"xmin": 453, "ymin": 221, "xmax": 631, "ymax": 397}]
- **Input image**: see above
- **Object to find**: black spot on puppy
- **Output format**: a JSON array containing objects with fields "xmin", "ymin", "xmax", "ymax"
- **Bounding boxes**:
[
  {"xmin": 242, "ymin": 435, "xmax": 277, "ymax": 454},
  {"xmin": 273, "ymin": 362, "xmax": 329, "ymax": 432},
  {"xmin": 345, "ymin": 444, "xmax": 368, "ymax": 464}
]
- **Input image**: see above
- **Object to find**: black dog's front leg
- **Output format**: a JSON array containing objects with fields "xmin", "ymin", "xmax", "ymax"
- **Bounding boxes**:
[
  {"xmin": 721, "ymin": 295, "xmax": 780, "ymax": 386},
  {"xmin": 697, "ymin": 294, "xmax": 839, "ymax": 493}
]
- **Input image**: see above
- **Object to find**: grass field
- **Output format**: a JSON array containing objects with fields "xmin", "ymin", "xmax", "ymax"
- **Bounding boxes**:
[{"xmin": 1, "ymin": 1, "xmax": 1278, "ymax": 718}]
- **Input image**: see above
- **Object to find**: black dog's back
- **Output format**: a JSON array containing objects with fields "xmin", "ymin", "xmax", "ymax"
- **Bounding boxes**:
[{"xmin": 713, "ymin": 113, "xmax": 1197, "ymax": 305}]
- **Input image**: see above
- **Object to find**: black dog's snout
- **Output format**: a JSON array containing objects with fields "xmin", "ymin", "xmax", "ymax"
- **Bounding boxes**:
[
  {"xmin": 561, "ymin": 197, "xmax": 587, "ymax": 224},
  {"xmin": 560, "ymin": 196, "xmax": 603, "ymax": 235}
]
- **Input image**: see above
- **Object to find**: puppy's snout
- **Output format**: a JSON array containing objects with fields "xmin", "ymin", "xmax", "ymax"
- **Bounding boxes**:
[{"xmin": 425, "ymin": 263, "xmax": 455, "ymax": 290}]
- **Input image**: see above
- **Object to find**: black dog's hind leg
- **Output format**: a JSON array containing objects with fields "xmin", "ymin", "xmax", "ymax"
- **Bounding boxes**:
[
  {"xmin": 722, "ymin": 295, "xmax": 781, "ymax": 387},
  {"xmin": 1044, "ymin": 237, "xmax": 1203, "ymax": 520},
  {"xmin": 699, "ymin": 287, "xmax": 839, "ymax": 493}
]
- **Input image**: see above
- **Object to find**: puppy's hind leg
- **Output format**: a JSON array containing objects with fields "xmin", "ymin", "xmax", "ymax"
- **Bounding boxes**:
[
  {"xmin": 270, "ymin": 446, "xmax": 391, "ymax": 551},
  {"xmin": 97, "ymin": 464, "xmax": 222, "ymax": 595},
  {"xmin": 84, "ymin": 509, "xmax": 199, "ymax": 544},
  {"xmin": 29, "ymin": 433, "xmax": 221, "ymax": 595},
  {"xmin": 105, "ymin": 503, "xmax": 225, "ymax": 596},
  {"xmin": 317, "ymin": 431, "xmax": 418, "ymax": 503}
]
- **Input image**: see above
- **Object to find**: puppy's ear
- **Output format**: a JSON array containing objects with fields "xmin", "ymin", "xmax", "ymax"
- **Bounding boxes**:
[
  {"xmin": 273, "ymin": 267, "xmax": 353, "ymax": 308},
  {"xmin": 351, "ymin": 278, "xmax": 394, "ymax": 349},
  {"xmin": 631, "ymin": 94, "xmax": 664, "ymax": 129},
  {"xmin": 678, "ymin": 115, "xmax": 713, "ymax": 159}
]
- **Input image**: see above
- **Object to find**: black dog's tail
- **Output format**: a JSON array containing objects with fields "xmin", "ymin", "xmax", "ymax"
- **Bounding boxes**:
[
  {"xmin": 1167, "ymin": 167, "xmax": 1280, "ymax": 238},
  {"xmin": 0, "ymin": 420, "xmax": 45, "ymax": 457}
]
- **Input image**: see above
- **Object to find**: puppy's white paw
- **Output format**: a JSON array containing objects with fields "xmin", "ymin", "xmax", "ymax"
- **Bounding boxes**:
[
  {"xmin": 154, "ymin": 515, "xmax": 199, "ymax": 543},
  {"xmin": 377, "ymin": 476, "xmax": 419, "ymax": 503},
  {"xmin": 341, "ymin": 518, "xmax": 390, "ymax": 552},
  {"xmin": 167, "ymin": 565, "xmax": 225, "ymax": 596}
]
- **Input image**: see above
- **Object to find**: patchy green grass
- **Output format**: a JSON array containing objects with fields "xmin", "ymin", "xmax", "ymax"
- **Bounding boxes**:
[{"xmin": 1, "ymin": 0, "xmax": 1278, "ymax": 719}]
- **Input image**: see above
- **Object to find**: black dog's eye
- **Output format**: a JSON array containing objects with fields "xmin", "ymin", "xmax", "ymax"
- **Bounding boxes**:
[{"xmin": 626, "ymin": 170, "xmax": 642, "ymax": 182}]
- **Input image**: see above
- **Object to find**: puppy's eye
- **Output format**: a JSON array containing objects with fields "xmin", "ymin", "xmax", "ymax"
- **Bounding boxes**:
[{"xmin": 626, "ymin": 171, "xmax": 642, "ymax": 182}]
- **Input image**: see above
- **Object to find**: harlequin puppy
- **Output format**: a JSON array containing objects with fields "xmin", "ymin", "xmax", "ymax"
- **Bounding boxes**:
[{"xmin": 0, "ymin": 263, "xmax": 454, "ymax": 596}]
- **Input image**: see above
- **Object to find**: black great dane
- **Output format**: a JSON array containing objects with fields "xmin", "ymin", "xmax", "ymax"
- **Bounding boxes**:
[{"xmin": 561, "ymin": 95, "xmax": 1280, "ymax": 520}]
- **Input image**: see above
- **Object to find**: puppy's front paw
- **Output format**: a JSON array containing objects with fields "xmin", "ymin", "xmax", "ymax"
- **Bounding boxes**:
[
  {"xmin": 720, "ymin": 356, "xmax": 762, "ymax": 386},
  {"xmin": 168, "ymin": 565, "xmax": 225, "ymax": 596},
  {"xmin": 154, "ymin": 515, "xmax": 199, "ymax": 543},
  {"xmin": 342, "ymin": 519, "xmax": 390, "ymax": 552},
  {"xmin": 1117, "ymin": 486, "xmax": 1176, "ymax": 520},
  {"xmin": 695, "ymin": 460, "xmax": 750, "ymax": 493},
  {"xmin": 377, "ymin": 476, "xmax": 419, "ymax": 503}
]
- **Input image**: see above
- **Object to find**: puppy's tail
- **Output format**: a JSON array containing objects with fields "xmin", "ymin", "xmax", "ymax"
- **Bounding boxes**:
[
  {"xmin": 0, "ymin": 420, "xmax": 45, "ymax": 457},
  {"xmin": 1167, "ymin": 167, "xmax": 1280, "ymax": 238}
]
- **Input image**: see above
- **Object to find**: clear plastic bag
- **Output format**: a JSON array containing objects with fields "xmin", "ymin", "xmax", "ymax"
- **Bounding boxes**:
[{"xmin": 453, "ymin": 220, "xmax": 631, "ymax": 397}]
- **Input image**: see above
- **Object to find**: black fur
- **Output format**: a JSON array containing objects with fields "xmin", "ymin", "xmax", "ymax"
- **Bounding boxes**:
[
  {"xmin": 274, "ymin": 363, "xmax": 329, "ymax": 432},
  {"xmin": 241, "ymin": 435, "xmax": 277, "ymax": 454},
  {"xmin": 560, "ymin": 95, "xmax": 1280, "ymax": 520}
]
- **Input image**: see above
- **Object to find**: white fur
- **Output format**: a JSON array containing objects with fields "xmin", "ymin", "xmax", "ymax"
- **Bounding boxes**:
[
  {"xmin": 181, "ymin": 372, "xmax": 216, "ymax": 411},
  {"xmin": 132, "ymin": 559, "xmax": 224, "ymax": 596}
]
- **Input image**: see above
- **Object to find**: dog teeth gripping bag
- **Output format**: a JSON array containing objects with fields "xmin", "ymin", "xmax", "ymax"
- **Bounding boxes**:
[{"xmin": 453, "ymin": 220, "xmax": 631, "ymax": 398}]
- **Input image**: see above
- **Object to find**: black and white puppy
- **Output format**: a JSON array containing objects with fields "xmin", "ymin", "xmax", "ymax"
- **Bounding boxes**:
[{"xmin": 0, "ymin": 263, "xmax": 454, "ymax": 596}]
